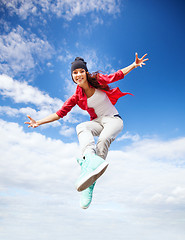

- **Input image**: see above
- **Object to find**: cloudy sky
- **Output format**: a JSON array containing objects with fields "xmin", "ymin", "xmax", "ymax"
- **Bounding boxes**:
[{"xmin": 0, "ymin": 0, "xmax": 185, "ymax": 239}]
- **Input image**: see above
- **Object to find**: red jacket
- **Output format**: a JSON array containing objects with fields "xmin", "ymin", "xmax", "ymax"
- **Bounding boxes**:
[{"xmin": 56, "ymin": 70, "xmax": 133, "ymax": 120}]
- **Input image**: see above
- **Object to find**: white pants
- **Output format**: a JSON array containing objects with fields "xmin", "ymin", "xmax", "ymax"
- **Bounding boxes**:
[{"xmin": 76, "ymin": 115, "xmax": 123, "ymax": 160}]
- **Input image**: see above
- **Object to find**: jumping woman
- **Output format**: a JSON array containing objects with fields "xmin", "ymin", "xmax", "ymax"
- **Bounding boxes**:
[{"xmin": 25, "ymin": 53, "xmax": 148, "ymax": 209}]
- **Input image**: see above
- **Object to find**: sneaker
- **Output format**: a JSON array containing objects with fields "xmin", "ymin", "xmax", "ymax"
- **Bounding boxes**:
[
  {"xmin": 80, "ymin": 182, "xmax": 96, "ymax": 209},
  {"xmin": 76, "ymin": 154, "xmax": 108, "ymax": 192}
]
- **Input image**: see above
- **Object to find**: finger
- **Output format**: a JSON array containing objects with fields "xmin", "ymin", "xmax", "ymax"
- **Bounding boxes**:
[
  {"xmin": 27, "ymin": 115, "xmax": 33, "ymax": 121},
  {"xmin": 143, "ymin": 58, "xmax": 149, "ymax": 62},
  {"xmin": 24, "ymin": 122, "xmax": 30, "ymax": 124},
  {"xmin": 141, "ymin": 54, "xmax": 147, "ymax": 60},
  {"xmin": 28, "ymin": 124, "xmax": 36, "ymax": 128}
]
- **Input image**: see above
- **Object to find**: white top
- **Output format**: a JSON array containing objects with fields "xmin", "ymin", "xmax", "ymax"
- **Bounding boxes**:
[{"xmin": 87, "ymin": 89, "xmax": 118, "ymax": 118}]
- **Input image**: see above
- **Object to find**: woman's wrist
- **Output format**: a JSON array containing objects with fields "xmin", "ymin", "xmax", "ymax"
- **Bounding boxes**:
[
  {"xmin": 133, "ymin": 62, "xmax": 137, "ymax": 68},
  {"xmin": 36, "ymin": 120, "xmax": 41, "ymax": 126}
]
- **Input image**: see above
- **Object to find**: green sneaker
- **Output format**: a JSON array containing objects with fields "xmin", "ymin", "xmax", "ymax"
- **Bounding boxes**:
[
  {"xmin": 80, "ymin": 182, "xmax": 96, "ymax": 209},
  {"xmin": 76, "ymin": 154, "xmax": 108, "ymax": 192}
]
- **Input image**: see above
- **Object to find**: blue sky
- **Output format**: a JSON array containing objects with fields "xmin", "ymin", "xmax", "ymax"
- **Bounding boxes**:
[{"xmin": 0, "ymin": 1, "xmax": 185, "ymax": 240}]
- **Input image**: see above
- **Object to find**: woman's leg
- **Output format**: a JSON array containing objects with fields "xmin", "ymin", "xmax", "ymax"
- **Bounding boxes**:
[
  {"xmin": 76, "ymin": 116, "xmax": 123, "ymax": 208},
  {"xmin": 76, "ymin": 119, "xmax": 109, "ymax": 192},
  {"xmin": 76, "ymin": 116, "xmax": 123, "ymax": 159},
  {"xmin": 76, "ymin": 120, "xmax": 103, "ymax": 157},
  {"xmin": 96, "ymin": 116, "xmax": 124, "ymax": 159}
]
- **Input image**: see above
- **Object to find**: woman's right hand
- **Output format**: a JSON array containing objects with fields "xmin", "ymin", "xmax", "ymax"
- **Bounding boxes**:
[{"xmin": 24, "ymin": 115, "xmax": 39, "ymax": 128}]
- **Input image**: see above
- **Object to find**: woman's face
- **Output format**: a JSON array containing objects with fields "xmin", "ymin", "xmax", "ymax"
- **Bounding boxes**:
[{"xmin": 72, "ymin": 68, "xmax": 87, "ymax": 87}]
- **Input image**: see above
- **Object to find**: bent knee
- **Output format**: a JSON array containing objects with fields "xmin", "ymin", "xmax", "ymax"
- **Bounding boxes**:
[{"xmin": 76, "ymin": 122, "xmax": 88, "ymax": 134}]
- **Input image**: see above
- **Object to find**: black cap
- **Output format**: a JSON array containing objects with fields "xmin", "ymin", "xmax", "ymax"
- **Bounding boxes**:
[{"xmin": 71, "ymin": 57, "xmax": 88, "ymax": 74}]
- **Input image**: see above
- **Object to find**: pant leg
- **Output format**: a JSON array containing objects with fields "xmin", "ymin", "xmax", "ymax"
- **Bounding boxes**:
[
  {"xmin": 96, "ymin": 116, "xmax": 123, "ymax": 160},
  {"xmin": 76, "ymin": 120, "xmax": 103, "ymax": 157}
]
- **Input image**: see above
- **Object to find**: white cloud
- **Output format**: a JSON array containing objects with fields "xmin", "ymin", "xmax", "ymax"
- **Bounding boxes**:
[
  {"xmin": 58, "ymin": 50, "xmax": 73, "ymax": 63},
  {"xmin": 0, "ymin": 119, "xmax": 185, "ymax": 239},
  {"xmin": 0, "ymin": 106, "xmax": 61, "ymax": 128},
  {"xmin": 0, "ymin": 106, "xmax": 20, "ymax": 117},
  {"xmin": 0, "ymin": 118, "xmax": 80, "ymax": 193},
  {"xmin": 48, "ymin": 0, "xmax": 121, "ymax": 20},
  {"xmin": 1, "ymin": 0, "xmax": 38, "ymax": 20},
  {"xmin": 1, "ymin": 118, "xmax": 185, "ymax": 208},
  {"xmin": 0, "ymin": 25, "xmax": 54, "ymax": 77},
  {"xmin": 104, "ymin": 136, "xmax": 185, "ymax": 208},
  {"xmin": 59, "ymin": 125, "xmax": 76, "ymax": 137},
  {"xmin": 0, "ymin": 74, "xmax": 64, "ymax": 123},
  {"xmin": 0, "ymin": 74, "xmax": 88, "ymax": 124},
  {"xmin": 166, "ymin": 186, "xmax": 185, "ymax": 204},
  {"xmin": 117, "ymin": 131, "xmax": 140, "ymax": 142},
  {"xmin": 0, "ymin": 74, "xmax": 61, "ymax": 107},
  {"xmin": 124, "ymin": 137, "xmax": 185, "ymax": 164},
  {"xmin": 0, "ymin": 74, "xmax": 64, "ymax": 114},
  {"xmin": 1, "ymin": 0, "xmax": 121, "ymax": 21}
]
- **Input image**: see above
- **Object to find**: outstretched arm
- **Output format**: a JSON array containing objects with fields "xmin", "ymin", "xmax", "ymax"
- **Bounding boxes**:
[
  {"xmin": 121, "ymin": 53, "xmax": 148, "ymax": 76},
  {"xmin": 24, "ymin": 113, "xmax": 60, "ymax": 128}
]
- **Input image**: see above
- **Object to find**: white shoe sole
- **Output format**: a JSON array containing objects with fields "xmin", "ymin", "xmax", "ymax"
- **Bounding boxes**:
[
  {"xmin": 76, "ymin": 161, "xmax": 109, "ymax": 192},
  {"xmin": 80, "ymin": 203, "xmax": 90, "ymax": 209}
]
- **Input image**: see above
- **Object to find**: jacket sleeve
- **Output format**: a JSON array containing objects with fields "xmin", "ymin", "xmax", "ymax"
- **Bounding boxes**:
[
  {"xmin": 56, "ymin": 94, "xmax": 77, "ymax": 118},
  {"xmin": 98, "ymin": 70, "xmax": 124, "ymax": 85}
]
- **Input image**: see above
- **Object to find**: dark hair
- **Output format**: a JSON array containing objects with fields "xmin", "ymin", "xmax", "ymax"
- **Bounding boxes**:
[{"xmin": 87, "ymin": 72, "xmax": 110, "ymax": 91}]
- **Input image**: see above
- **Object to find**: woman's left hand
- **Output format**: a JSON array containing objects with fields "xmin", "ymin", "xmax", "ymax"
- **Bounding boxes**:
[{"xmin": 134, "ymin": 53, "xmax": 149, "ymax": 68}]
